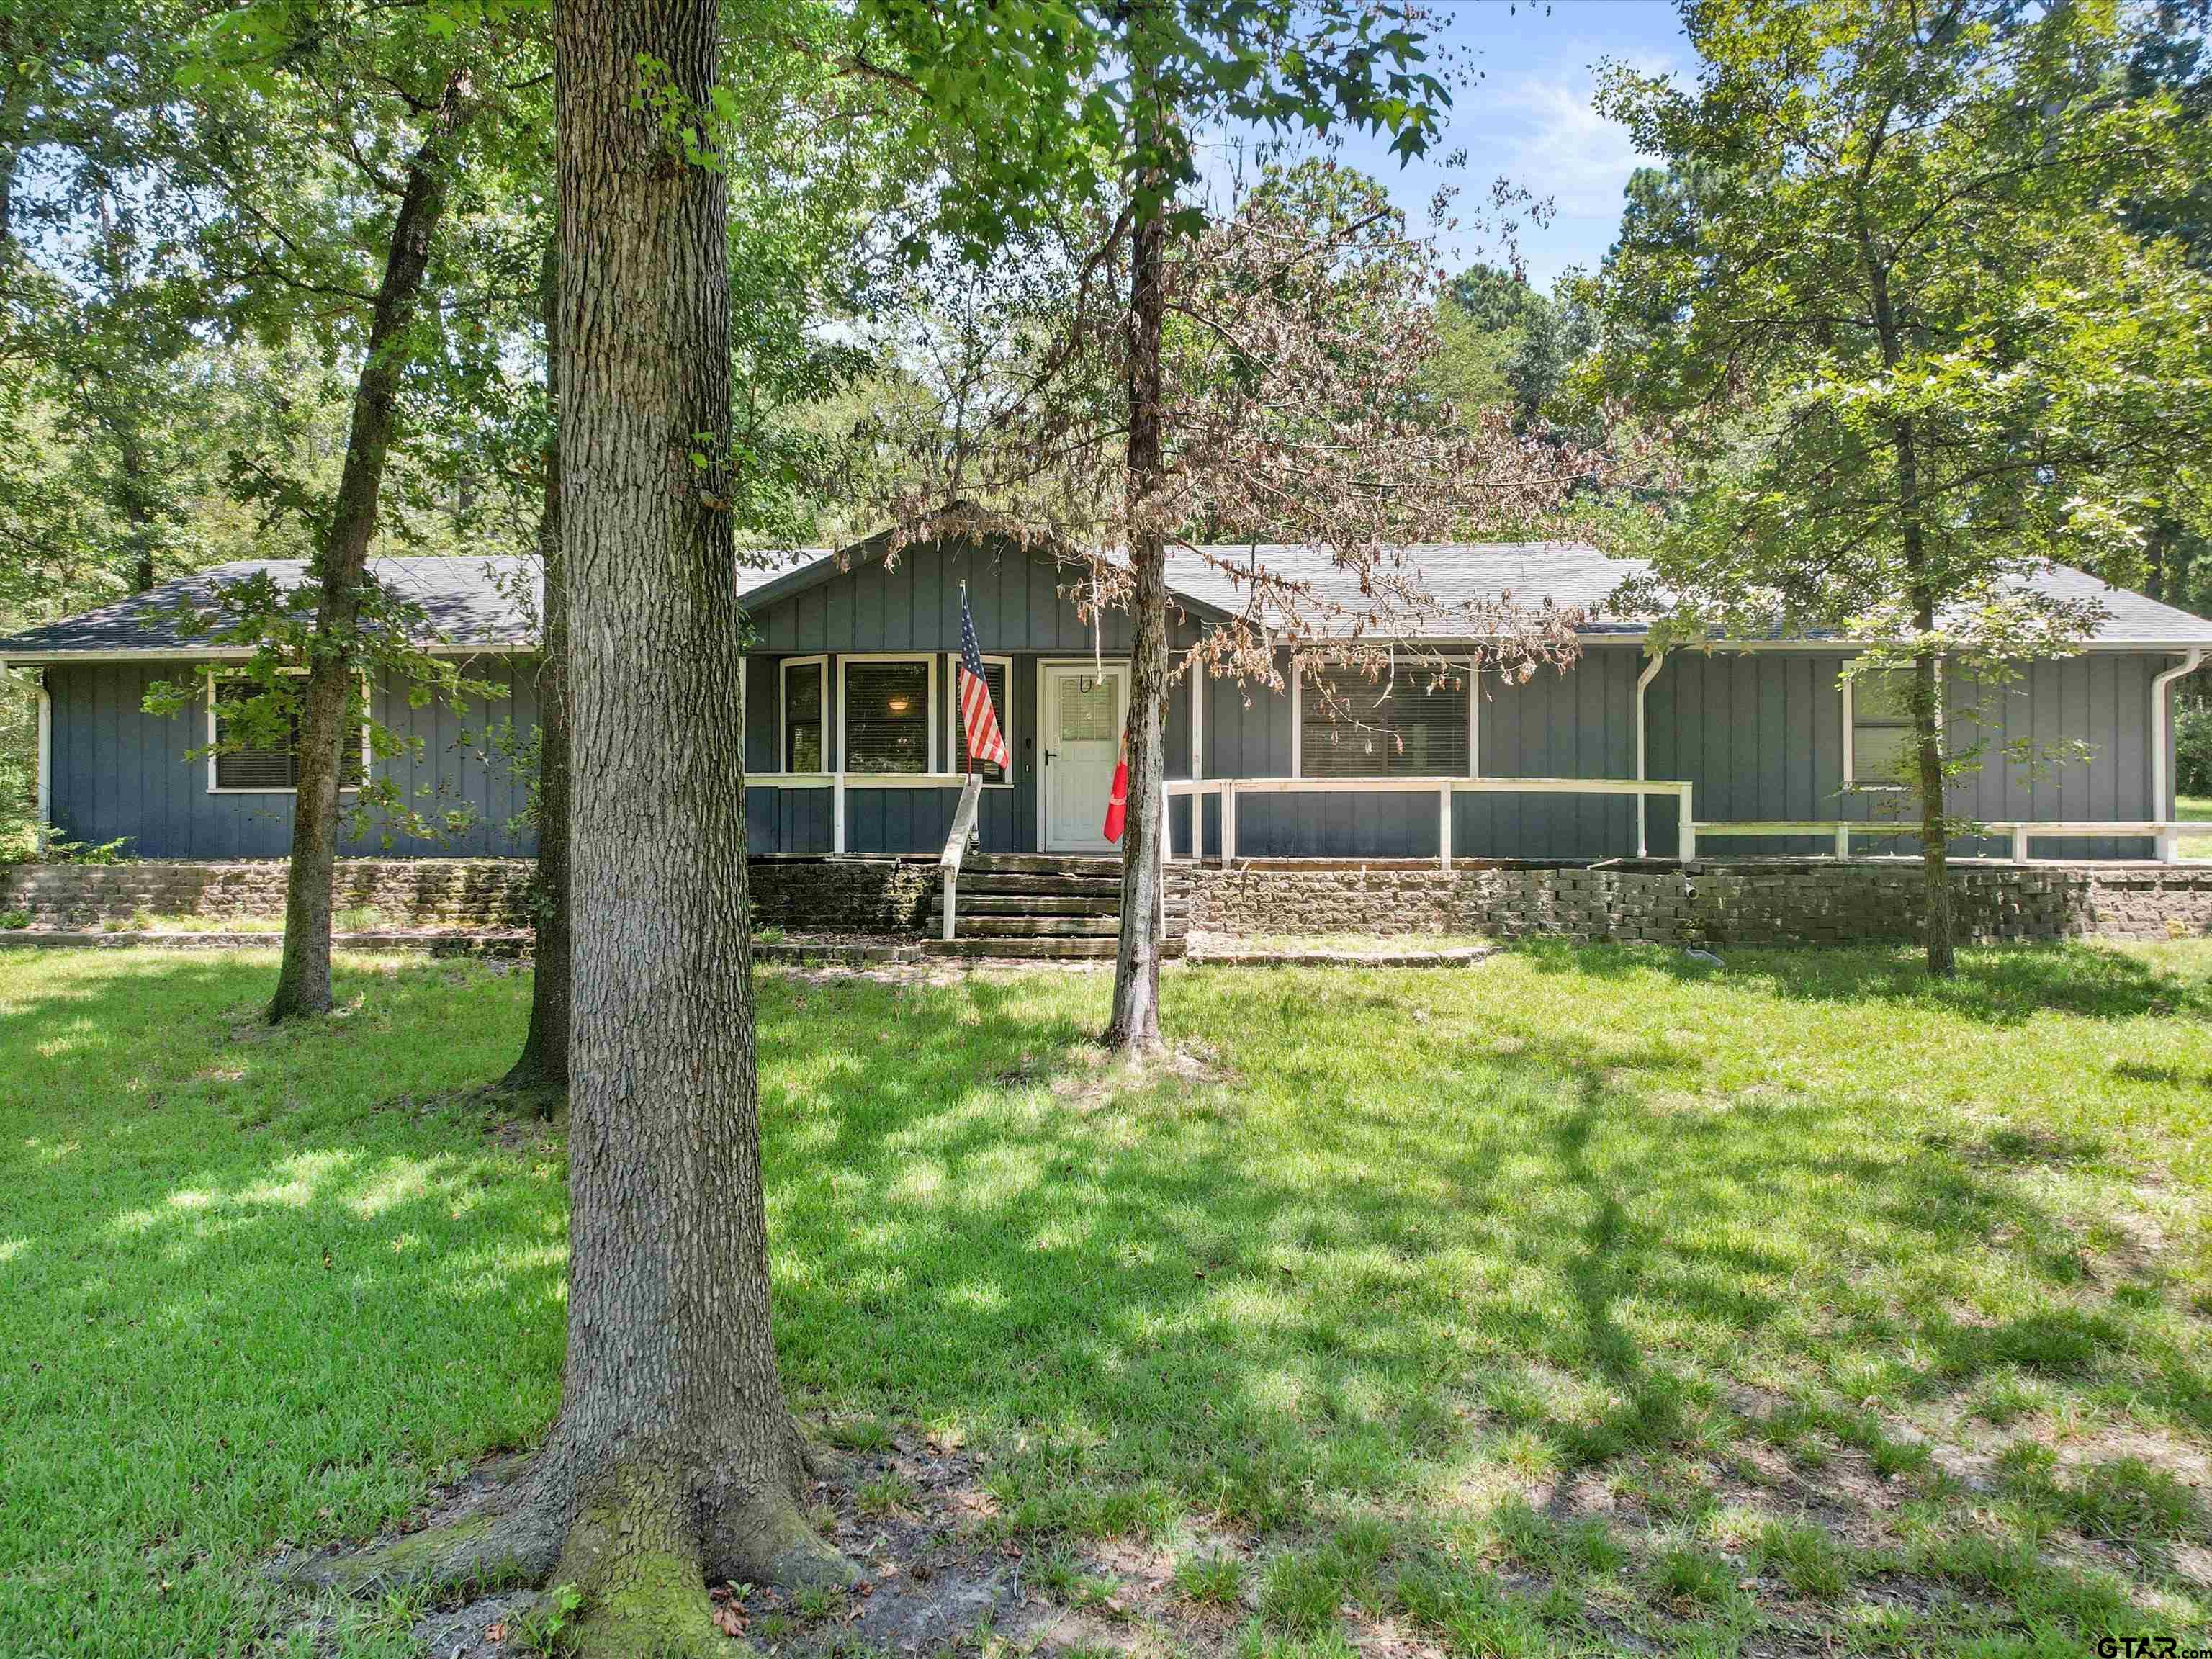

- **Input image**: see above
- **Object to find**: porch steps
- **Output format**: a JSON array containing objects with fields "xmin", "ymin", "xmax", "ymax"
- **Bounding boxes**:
[{"xmin": 926, "ymin": 854, "xmax": 1188, "ymax": 958}]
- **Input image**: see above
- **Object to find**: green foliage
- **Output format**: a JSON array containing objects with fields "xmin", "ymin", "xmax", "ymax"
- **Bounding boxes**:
[
  {"xmin": 2178, "ymin": 701, "xmax": 2212, "ymax": 795},
  {"xmin": 1581, "ymin": 0, "xmax": 2212, "ymax": 840},
  {"xmin": 518, "ymin": 1583, "xmax": 585, "ymax": 1655},
  {"xmin": 1431, "ymin": 264, "xmax": 1589, "ymax": 434}
]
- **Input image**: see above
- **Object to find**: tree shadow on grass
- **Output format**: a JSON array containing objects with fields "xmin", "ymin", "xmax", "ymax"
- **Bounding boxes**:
[
  {"xmin": 1509, "ymin": 935, "xmax": 2212, "ymax": 1026},
  {"xmin": 749, "ymin": 968, "xmax": 2212, "ymax": 1527},
  {"xmin": 9, "ymin": 953, "xmax": 2206, "ymax": 1653}
]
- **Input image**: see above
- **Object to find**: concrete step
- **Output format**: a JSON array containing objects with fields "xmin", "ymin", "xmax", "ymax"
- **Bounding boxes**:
[
  {"xmin": 963, "ymin": 854, "xmax": 1124, "ymax": 875},
  {"xmin": 923, "ymin": 937, "xmax": 1188, "ymax": 959},
  {"xmin": 951, "ymin": 872, "xmax": 1129, "ymax": 896},
  {"xmin": 929, "ymin": 894, "xmax": 1190, "ymax": 917},
  {"xmin": 953, "ymin": 916, "xmax": 1189, "ymax": 939},
  {"xmin": 957, "ymin": 915, "xmax": 1123, "ymax": 937}
]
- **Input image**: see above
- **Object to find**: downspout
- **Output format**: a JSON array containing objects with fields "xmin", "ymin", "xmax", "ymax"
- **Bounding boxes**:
[
  {"xmin": 1635, "ymin": 648, "xmax": 1666, "ymax": 858},
  {"xmin": 2152, "ymin": 646, "xmax": 2205, "ymax": 863},
  {"xmin": 34, "ymin": 670, "xmax": 52, "ymax": 853}
]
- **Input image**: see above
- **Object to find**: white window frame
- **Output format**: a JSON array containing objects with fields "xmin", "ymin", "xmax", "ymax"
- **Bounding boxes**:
[
  {"xmin": 1842, "ymin": 660, "xmax": 1934, "ymax": 791},
  {"xmin": 836, "ymin": 652, "xmax": 939, "ymax": 779},
  {"xmin": 777, "ymin": 653, "xmax": 830, "ymax": 775},
  {"xmin": 946, "ymin": 652, "xmax": 1015, "ymax": 787},
  {"xmin": 204, "ymin": 667, "xmax": 371, "ymax": 796},
  {"xmin": 1292, "ymin": 651, "xmax": 1478, "ymax": 780}
]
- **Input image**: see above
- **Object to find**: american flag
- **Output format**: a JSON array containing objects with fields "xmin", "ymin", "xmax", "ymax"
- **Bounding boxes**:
[{"xmin": 957, "ymin": 590, "xmax": 1010, "ymax": 773}]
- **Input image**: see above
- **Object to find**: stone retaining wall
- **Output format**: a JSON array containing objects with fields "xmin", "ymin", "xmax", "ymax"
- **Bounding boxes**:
[
  {"xmin": 7, "ymin": 855, "xmax": 2209, "ymax": 946},
  {"xmin": 0, "ymin": 858, "xmax": 536, "ymax": 929},
  {"xmin": 1183, "ymin": 860, "xmax": 2212, "ymax": 945},
  {"xmin": 0, "ymin": 855, "xmax": 940, "ymax": 935},
  {"xmin": 747, "ymin": 857, "xmax": 935, "ymax": 933}
]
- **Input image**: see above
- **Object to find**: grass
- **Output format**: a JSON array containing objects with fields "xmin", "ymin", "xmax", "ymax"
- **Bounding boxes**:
[
  {"xmin": 4, "ymin": 941, "xmax": 2212, "ymax": 1657},
  {"xmin": 2180, "ymin": 795, "xmax": 2211, "ymax": 860}
]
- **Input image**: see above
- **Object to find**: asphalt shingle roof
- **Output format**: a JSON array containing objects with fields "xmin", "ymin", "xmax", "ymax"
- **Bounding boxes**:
[
  {"xmin": 0, "ymin": 557, "xmax": 539, "ymax": 659},
  {"xmin": 8, "ymin": 542, "xmax": 2209, "ymax": 659}
]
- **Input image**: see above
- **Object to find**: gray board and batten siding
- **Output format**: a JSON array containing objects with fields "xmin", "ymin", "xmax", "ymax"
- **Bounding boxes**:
[
  {"xmin": 41, "ymin": 657, "xmax": 542, "ymax": 860},
  {"xmin": 738, "ymin": 534, "xmax": 1206, "ymax": 857},
  {"xmin": 732, "ymin": 536, "xmax": 2190, "ymax": 860},
  {"xmin": 8, "ymin": 539, "xmax": 2207, "ymax": 863}
]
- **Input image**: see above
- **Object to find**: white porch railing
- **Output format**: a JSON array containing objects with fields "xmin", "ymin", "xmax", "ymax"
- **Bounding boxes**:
[
  {"xmin": 936, "ymin": 774, "xmax": 984, "ymax": 942},
  {"xmin": 1164, "ymin": 775, "xmax": 1699, "ymax": 867},
  {"xmin": 751, "ymin": 772, "xmax": 974, "ymax": 856},
  {"xmin": 1695, "ymin": 819, "xmax": 2192, "ymax": 863},
  {"xmin": 752, "ymin": 771, "xmax": 2189, "ymax": 866}
]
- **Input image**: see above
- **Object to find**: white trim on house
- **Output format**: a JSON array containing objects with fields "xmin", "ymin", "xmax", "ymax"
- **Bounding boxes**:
[
  {"xmin": 1841, "ymin": 659, "xmax": 1928, "ymax": 792},
  {"xmin": 203, "ymin": 668, "xmax": 371, "ymax": 796},
  {"xmin": 776, "ymin": 654, "xmax": 828, "ymax": 773},
  {"xmin": 1189, "ymin": 666, "xmax": 1204, "ymax": 781},
  {"xmin": 836, "ymin": 652, "xmax": 939, "ymax": 779},
  {"xmin": 1035, "ymin": 657, "xmax": 1129, "ymax": 853},
  {"xmin": 1634, "ymin": 649, "xmax": 1666, "ymax": 857},
  {"xmin": 945, "ymin": 651, "xmax": 1015, "ymax": 787}
]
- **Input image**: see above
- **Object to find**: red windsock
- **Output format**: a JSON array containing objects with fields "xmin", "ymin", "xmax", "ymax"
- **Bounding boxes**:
[{"xmin": 1102, "ymin": 735, "xmax": 1129, "ymax": 843}]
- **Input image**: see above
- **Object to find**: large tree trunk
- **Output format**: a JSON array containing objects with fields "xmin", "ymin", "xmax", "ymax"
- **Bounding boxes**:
[
  {"xmin": 1106, "ymin": 182, "xmax": 1169, "ymax": 1058},
  {"xmin": 267, "ymin": 73, "xmax": 474, "ymax": 1021},
  {"xmin": 541, "ymin": 0, "xmax": 852, "ymax": 1640},
  {"xmin": 277, "ymin": 11, "xmax": 850, "ymax": 1645},
  {"xmin": 504, "ymin": 240, "xmax": 570, "ymax": 1096},
  {"xmin": 1860, "ymin": 222, "xmax": 1953, "ymax": 979},
  {"xmin": 1898, "ymin": 418, "xmax": 1954, "ymax": 979}
]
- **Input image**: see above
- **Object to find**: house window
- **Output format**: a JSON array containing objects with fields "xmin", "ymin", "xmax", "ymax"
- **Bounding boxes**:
[
  {"xmin": 950, "ymin": 655, "xmax": 1012, "ymax": 783},
  {"xmin": 1849, "ymin": 666, "xmax": 1917, "ymax": 787},
  {"xmin": 842, "ymin": 657, "xmax": 935, "ymax": 774},
  {"xmin": 1299, "ymin": 660, "xmax": 1470, "ymax": 778},
  {"xmin": 207, "ymin": 676, "xmax": 367, "ymax": 793},
  {"xmin": 781, "ymin": 657, "xmax": 826, "ymax": 772}
]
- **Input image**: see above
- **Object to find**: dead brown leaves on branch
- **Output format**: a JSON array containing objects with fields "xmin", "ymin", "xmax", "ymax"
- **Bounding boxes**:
[{"xmin": 878, "ymin": 160, "xmax": 1601, "ymax": 696}]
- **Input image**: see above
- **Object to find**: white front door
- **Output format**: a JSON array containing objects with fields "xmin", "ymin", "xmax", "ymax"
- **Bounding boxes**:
[{"xmin": 1040, "ymin": 663, "xmax": 1128, "ymax": 853}]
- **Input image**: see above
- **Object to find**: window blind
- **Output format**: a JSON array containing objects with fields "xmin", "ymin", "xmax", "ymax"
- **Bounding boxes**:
[
  {"xmin": 843, "ymin": 660, "xmax": 930, "ymax": 773},
  {"xmin": 1300, "ymin": 662, "xmax": 1469, "ymax": 778}
]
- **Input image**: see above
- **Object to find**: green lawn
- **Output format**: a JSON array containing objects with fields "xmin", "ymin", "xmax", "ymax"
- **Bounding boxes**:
[
  {"xmin": 5, "ymin": 945, "xmax": 2212, "ymax": 1658},
  {"xmin": 2181, "ymin": 795, "xmax": 2211, "ymax": 860}
]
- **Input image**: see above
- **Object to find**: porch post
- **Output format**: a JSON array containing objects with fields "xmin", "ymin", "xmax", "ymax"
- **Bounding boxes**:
[
  {"xmin": 1438, "ymin": 783, "xmax": 1451, "ymax": 871},
  {"xmin": 1835, "ymin": 822, "xmax": 1851, "ymax": 860},
  {"xmin": 2011, "ymin": 824, "xmax": 2029, "ymax": 863},
  {"xmin": 1222, "ymin": 781, "xmax": 1236, "ymax": 867},
  {"xmin": 1635, "ymin": 649, "xmax": 1665, "ymax": 858},
  {"xmin": 832, "ymin": 772, "xmax": 845, "ymax": 855},
  {"xmin": 1678, "ymin": 788, "xmax": 1696, "ymax": 862}
]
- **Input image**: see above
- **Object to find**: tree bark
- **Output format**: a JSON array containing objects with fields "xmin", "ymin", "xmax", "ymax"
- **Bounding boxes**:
[
  {"xmin": 267, "ymin": 72, "xmax": 474, "ymax": 1021},
  {"xmin": 1106, "ymin": 176, "xmax": 1169, "ymax": 1058},
  {"xmin": 540, "ymin": 0, "xmax": 853, "ymax": 1640},
  {"xmin": 504, "ymin": 238, "xmax": 570, "ymax": 1096},
  {"xmin": 272, "ymin": 15, "xmax": 850, "ymax": 1644},
  {"xmin": 1858, "ymin": 215, "xmax": 1953, "ymax": 978}
]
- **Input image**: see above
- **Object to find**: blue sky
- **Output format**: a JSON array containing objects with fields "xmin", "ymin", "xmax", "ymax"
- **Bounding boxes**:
[{"xmin": 1302, "ymin": 0, "xmax": 1691, "ymax": 291}]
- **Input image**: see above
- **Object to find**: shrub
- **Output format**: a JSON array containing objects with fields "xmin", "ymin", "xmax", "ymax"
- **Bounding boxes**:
[{"xmin": 2180, "ymin": 700, "xmax": 2212, "ymax": 796}]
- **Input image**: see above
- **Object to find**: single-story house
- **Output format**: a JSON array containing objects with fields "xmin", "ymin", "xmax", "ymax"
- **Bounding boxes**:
[{"xmin": 5, "ymin": 532, "xmax": 2209, "ymax": 868}]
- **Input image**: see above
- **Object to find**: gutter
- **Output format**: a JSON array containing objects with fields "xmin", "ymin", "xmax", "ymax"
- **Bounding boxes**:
[
  {"xmin": 1635, "ymin": 647, "xmax": 1666, "ymax": 858},
  {"xmin": 2152, "ymin": 646, "xmax": 2206, "ymax": 862}
]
